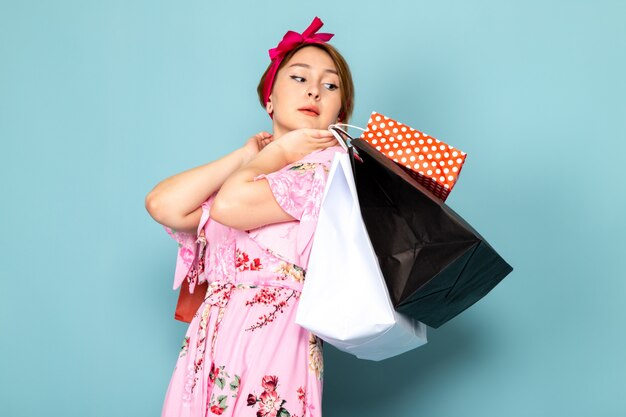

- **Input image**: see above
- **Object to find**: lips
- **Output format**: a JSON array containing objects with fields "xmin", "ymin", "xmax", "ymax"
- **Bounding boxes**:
[{"xmin": 298, "ymin": 106, "xmax": 320, "ymax": 116}]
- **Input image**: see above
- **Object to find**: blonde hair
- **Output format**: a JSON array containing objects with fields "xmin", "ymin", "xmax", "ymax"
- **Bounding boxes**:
[{"xmin": 257, "ymin": 43, "xmax": 355, "ymax": 123}]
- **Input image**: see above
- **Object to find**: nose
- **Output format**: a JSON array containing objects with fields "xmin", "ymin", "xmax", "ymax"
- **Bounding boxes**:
[{"xmin": 307, "ymin": 86, "xmax": 320, "ymax": 100}]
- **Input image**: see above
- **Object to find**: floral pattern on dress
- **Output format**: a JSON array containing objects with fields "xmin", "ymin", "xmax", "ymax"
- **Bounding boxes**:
[
  {"xmin": 260, "ymin": 162, "xmax": 324, "ymax": 222},
  {"xmin": 189, "ymin": 304, "xmax": 212, "ymax": 392},
  {"xmin": 179, "ymin": 336, "xmax": 190, "ymax": 358},
  {"xmin": 292, "ymin": 386, "xmax": 316, "ymax": 417},
  {"xmin": 246, "ymin": 375, "xmax": 293, "ymax": 417},
  {"xmin": 273, "ymin": 261, "xmax": 305, "ymax": 283},
  {"xmin": 244, "ymin": 288, "xmax": 299, "ymax": 332},
  {"xmin": 205, "ymin": 282, "xmax": 257, "ymax": 354},
  {"xmin": 297, "ymin": 387, "xmax": 305, "ymax": 405},
  {"xmin": 183, "ymin": 230, "xmax": 208, "ymax": 289},
  {"xmin": 308, "ymin": 333, "xmax": 323, "ymax": 381},
  {"xmin": 205, "ymin": 227, "xmax": 237, "ymax": 280},
  {"xmin": 235, "ymin": 248, "xmax": 263, "ymax": 271},
  {"xmin": 163, "ymin": 225, "xmax": 196, "ymax": 270},
  {"xmin": 288, "ymin": 162, "xmax": 319, "ymax": 172},
  {"xmin": 207, "ymin": 363, "xmax": 241, "ymax": 415}
]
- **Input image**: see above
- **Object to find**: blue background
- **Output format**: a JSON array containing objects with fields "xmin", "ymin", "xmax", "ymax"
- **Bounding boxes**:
[{"xmin": 1, "ymin": 1, "xmax": 625, "ymax": 416}]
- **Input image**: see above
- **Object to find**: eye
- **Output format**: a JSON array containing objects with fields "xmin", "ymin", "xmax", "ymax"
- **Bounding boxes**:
[
  {"xmin": 324, "ymin": 83, "xmax": 339, "ymax": 91},
  {"xmin": 290, "ymin": 75, "xmax": 306, "ymax": 83}
]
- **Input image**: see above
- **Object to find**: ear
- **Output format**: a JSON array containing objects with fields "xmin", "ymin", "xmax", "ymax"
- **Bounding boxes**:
[{"xmin": 266, "ymin": 96, "xmax": 273, "ymax": 115}]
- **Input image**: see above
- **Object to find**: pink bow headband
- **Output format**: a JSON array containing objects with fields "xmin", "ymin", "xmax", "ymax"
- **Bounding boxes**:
[{"xmin": 262, "ymin": 17, "xmax": 334, "ymax": 107}]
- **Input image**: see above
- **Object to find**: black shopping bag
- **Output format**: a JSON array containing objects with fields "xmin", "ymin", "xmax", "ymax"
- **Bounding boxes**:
[{"xmin": 349, "ymin": 139, "xmax": 513, "ymax": 328}]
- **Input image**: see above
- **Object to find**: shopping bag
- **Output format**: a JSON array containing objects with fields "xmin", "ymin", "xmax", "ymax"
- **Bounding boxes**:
[
  {"xmin": 175, "ymin": 280, "xmax": 207, "ymax": 323},
  {"xmin": 296, "ymin": 151, "xmax": 427, "ymax": 361},
  {"xmin": 347, "ymin": 136, "xmax": 513, "ymax": 328},
  {"xmin": 360, "ymin": 112, "xmax": 466, "ymax": 202}
]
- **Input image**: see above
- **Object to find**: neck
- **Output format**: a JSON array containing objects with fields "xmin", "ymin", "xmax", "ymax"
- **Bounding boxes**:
[{"xmin": 271, "ymin": 118, "xmax": 291, "ymax": 140}]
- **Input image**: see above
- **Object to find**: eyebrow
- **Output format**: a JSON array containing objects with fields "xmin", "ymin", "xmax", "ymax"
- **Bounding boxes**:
[{"xmin": 288, "ymin": 63, "xmax": 338, "ymax": 75}]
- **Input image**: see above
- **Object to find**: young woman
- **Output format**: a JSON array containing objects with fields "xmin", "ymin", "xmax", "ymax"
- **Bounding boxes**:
[{"xmin": 146, "ymin": 17, "xmax": 355, "ymax": 417}]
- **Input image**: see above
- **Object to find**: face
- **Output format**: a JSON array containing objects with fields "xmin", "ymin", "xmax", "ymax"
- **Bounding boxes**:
[{"xmin": 268, "ymin": 46, "xmax": 343, "ymax": 137}]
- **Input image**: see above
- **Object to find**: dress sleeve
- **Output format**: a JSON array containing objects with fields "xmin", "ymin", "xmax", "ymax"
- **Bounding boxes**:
[
  {"xmin": 254, "ymin": 158, "xmax": 333, "ymax": 268},
  {"xmin": 163, "ymin": 194, "xmax": 216, "ymax": 291},
  {"xmin": 254, "ymin": 161, "xmax": 329, "ymax": 221}
]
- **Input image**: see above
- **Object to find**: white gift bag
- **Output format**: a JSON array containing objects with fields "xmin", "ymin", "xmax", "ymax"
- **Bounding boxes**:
[{"xmin": 296, "ymin": 151, "xmax": 427, "ymax": 361}]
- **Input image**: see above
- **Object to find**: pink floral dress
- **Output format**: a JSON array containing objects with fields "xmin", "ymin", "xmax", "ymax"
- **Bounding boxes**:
[{"xmin": 161, "ymin": 146, "xmax": 345, "ymax": 417}]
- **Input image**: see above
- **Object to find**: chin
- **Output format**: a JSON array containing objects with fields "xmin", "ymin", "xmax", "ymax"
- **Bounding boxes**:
[
  {"xmin": 275, "ymin": 113, "xmax": 335, "ymax": 133},
  {"xmin": 289, "ymin": 119, "xmax": 324, "ymax": 130},
  {"xmin": 300, "ymin": 116, "xmax": 335, "ymax": 130}
]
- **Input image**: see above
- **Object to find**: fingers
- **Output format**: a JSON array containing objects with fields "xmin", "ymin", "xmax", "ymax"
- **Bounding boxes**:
[
  {"xmin": 248, "ymin": 132, "xmax": 272, "ymax": 144},
  {"xmin": 319, "ymin": 137, "xmax": 339, "ymax": 148},
  {"xmin": 302, "ymin": 129, "xmax": 337, "ymax": 149},
  {"xmin": 304, "ymin": 129, "xmax": 335, "ymax": 138},
  {"xmin": 254, "ymin": 132, "xmax": 273, "ymax": 146}
]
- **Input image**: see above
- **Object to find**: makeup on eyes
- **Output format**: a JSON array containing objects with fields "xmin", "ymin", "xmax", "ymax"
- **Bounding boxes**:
[{"xmin": 289, "ymin": 75, "xmax": 339, "ymax": 91}]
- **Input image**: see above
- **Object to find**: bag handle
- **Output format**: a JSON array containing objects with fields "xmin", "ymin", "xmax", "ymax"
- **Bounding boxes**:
[
  {"xmin": 329, "ymin": 123, "xmax": 366, "ymax": 134},
  {"xmin": 328, "ymin": 123, "xmax": 364, "ymax": 162}
]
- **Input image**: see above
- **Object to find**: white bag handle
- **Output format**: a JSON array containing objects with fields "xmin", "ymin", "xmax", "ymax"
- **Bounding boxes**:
[
  {"xmin": 328, "ymin": 123, "xmax": 365, "ymax": 160},
  {"xmin": 328, "ymin": 123, "xmax": 365, "ymax": 152}
]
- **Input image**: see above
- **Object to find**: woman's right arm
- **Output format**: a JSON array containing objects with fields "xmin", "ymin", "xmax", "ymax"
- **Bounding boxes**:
[{"xmin": 145, "ymin": 132, "xmax": 273, "ymax": 234}]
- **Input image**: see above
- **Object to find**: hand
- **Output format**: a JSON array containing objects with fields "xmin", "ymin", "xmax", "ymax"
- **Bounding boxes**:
[
  {"xmin": 271, "ymin": 128, "xmax": 338, "ymax": 164},
  {"xmin": 241, "ymin": 131, "xmax": 274, "ymax": 164}
]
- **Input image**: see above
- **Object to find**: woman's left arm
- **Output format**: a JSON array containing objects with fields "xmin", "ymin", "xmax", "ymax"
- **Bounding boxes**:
[{"xmin": 211, "ymin": 128, "xmax": 337, "ymax": 230}]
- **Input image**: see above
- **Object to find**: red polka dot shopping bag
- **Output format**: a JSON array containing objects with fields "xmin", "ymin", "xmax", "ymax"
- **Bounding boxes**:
[{"xmin": 359, "ymin": 111, "xmax": 466, "ymax": 201}]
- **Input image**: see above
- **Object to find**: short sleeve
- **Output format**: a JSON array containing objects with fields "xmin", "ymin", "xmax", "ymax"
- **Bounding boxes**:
[
  {"xmin": 254, "ymin": 161, "xmax": 328, "ymax": 221},
  {"xmin": 252, "ymin": 146, "xmax": 345, "ymax": 268},
  {"xmin": 163, "ymin": 194, "xmax": 216, "ymax": 291}
]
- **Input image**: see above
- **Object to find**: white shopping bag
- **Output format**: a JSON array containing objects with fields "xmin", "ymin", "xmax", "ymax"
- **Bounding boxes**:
[{"xmin": 296, "ymin": 151, "xmax": 427, "ymax": 361}]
